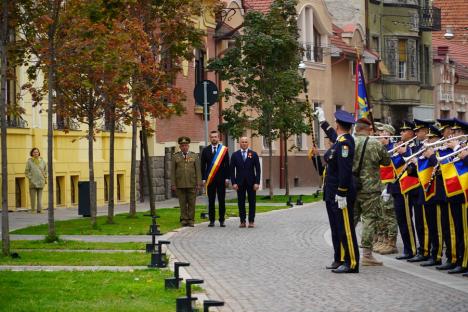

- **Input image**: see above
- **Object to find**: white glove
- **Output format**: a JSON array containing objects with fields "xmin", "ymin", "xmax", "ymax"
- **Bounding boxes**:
[
  {"xmin": 335, "ymin": 195, "xmax": 347, "ymax": 209},
  {"xmin": 314, "ymin": 107, "xmax": 326, "ymax": 123},
  {"xmin": 381, "ymin": 188, "xmax": 390, "ymax": 202}
]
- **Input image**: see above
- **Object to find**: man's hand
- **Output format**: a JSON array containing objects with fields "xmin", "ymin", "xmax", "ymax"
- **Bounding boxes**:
[
  {"xmin": 423, "ymin": 147, "xmax": 434, "ymax": 158},
  {"xmin": 381, "ymin": 188, "xmax": 390, "ymax": 202},
  {"xmin": 225, "ymin": 179, "xmax": 230, "ymax": 187},
  {"xmin": 335, "ymin": 195, "xmax": 347, "ymax": 209},
  {"xmin": 171, "ymin": 185, "xmax": 176, "ymax": 192},
  {"xmin": 202, "ymin": 180, "xmax": 206, "ymax": 186},
  {"xmin": 397, "ymin": 145, "xmax": 407, "ymax": 155},
  {"xmin": 314, "ymin": 107, "xmax": 326, "ymax": 123},
  {"xmin": 447, "ymin": 139, "xmax": 460, "ymax": 150},
  {"xmin": 253, "ymin": 184, "xmax": 259, "ymax": 191},
  {"xmin": 232, "ymin": 184, "xmax": 238, "ymax": 191}
]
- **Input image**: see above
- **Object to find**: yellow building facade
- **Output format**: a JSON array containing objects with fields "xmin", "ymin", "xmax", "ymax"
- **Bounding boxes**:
[{"xmin": 2, "ymin": 67, "xmax": 133, "ymax": 211}]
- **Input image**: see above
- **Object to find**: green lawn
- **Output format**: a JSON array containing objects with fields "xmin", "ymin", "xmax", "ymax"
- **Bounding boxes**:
[
  {"xmin": 11, "ymin": 205, "xmax": 288, "ymax": 236},
  {"xmin": 0, "ymin": 270, "xmax": 186, "ymax": 312},
  {"xmin": 226, "ymin": 194, "xmax": 322, "ymax": 203},
  {"xmin": 0, "ymin": 250, "xmax": 150, "ymax": 266},
  {"xmin": 11, "ymin": 240, "xmax": 144, "ymax": 250}
]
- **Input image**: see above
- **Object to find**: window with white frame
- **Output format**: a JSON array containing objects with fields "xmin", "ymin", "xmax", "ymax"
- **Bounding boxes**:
[
  {"xmin": 385, "ymin": 37, "xmax": 418, "ymax": 81},
  {"xmin": 297, "ymin": 6, "xmax": 324, "ymax": 63},
  {"xmin": 295, "ymin": 134, "xmax": 303, "ymax": 151}
]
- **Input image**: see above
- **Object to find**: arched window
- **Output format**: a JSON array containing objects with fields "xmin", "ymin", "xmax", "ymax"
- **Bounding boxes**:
[{"xmin": 297, "ymin": 6, "xmax": 324, "ymax": 63}]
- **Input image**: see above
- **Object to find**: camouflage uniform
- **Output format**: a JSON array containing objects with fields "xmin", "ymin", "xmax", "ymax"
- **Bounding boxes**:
[
  {"xmin": 353, "ymin": 134, "xmax": 391, "ymax": 249},
  {"xmin": 378, "ymin": 187, "xmax": 398, "ymax": 239}
]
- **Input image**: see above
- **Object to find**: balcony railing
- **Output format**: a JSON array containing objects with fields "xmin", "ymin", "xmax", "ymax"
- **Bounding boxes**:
[
  {"xmin": 54, "ymin": 118, "xmax": 80, "ymax": 131},
  {"xmin": 7, "ymin": 116, "xmax": 28, "ymax": 129},
  {"xmin": 420, "ymin": 6, "xmax": 441, "ymax": 31},
  {"xmin": 301, "ymin": 43, "xmax": 324, "ymax": 63}
]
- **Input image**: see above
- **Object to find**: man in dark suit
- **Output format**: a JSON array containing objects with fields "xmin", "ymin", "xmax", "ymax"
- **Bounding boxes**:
[
  {"xmin": 201, "ymin": 130, "xmax": 230, "ymax": 227},
  {"xmin": 230, "ymin": 137, "xmax": 261, "ymax": 228}
]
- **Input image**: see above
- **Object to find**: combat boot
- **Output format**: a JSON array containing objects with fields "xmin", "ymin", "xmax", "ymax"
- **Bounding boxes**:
[
  {"xmin": 379, "ymin": 237, "xmax": 398, "ymax": 255},
  {"xmin": 372, "ymin": 235, "xmax": 384, "ymax": 253},
  {"xmin": 361, "ymin": 248, "xmax": 383, "ymax": 266}
]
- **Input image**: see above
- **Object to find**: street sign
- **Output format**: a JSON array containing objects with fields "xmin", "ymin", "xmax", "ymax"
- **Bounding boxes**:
[{"xmin": 194, "ymin": 80, "xmax": 219, "ymax": 107}]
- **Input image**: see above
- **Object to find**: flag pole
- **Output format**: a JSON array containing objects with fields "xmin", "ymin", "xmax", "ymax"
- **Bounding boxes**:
[{"xmin": 355, "ymin": 47, "xmax": 376, "ymax": 132}]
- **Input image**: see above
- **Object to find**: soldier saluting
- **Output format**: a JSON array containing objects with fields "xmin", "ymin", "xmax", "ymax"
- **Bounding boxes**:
[{"xmin": 171, "ymin": 136, "xmax": 202, "ymax": 227}]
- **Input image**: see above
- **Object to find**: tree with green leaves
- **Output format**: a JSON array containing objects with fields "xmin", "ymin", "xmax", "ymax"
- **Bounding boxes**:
[{"xmin": 209, "ymin": 0, "xmax": 307, "ymax": 197}]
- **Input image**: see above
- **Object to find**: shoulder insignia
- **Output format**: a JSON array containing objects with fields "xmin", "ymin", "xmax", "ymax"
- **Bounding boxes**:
[
  {"xmin": 342, "ymin": 145, "xmax": 349, "ymax": 158},
  {"xmin": 338, "ymin": 136, "xmax": 346, "ymax": 142}
]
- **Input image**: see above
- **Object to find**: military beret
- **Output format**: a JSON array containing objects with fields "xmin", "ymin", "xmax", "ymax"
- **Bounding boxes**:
[
  {"xmin": 334, "ymin": 110, "xmax": 355, "ymax": 125},
  {"xmin": 427, "ymin": 125, "xmax": 442, "ymax": 138},
  {"xmin": 356, "ymin": 118, "xmax": 372, "ymax": 126},
  {"xmin": 177, "ymin": 136, "xmax": 191, "ymax": 144},
  {"xmin": 382, "ymin": 124, "xmax": 396, "ymax": 135},
  {"xmin": 413, "ymin": 119, "xmax": 433, "ymax": 131}
]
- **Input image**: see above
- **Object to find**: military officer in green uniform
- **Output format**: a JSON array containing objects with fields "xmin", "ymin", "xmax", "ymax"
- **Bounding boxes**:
[{"xmin": 171, "ymin": 136, "xmax": 201, "ymax": 227}]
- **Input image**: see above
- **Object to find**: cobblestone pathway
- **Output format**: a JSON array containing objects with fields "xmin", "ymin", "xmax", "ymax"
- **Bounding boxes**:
[{"xmin": 168, "ymin": 202, "xmax": 468, "ymax": 312}]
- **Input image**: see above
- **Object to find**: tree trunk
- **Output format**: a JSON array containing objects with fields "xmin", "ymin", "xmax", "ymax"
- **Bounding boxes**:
[
  {"xmin": 139, "ymin": 106, "xmax": 155, "ymax": 215},
  {"xmin": 129, "ymin": 104, "xmax": 137, "ymax": 217},
  {"xmin": 88, "ymin": 102, "xmax": 97, "ymax": 227},
  {"xmin": 1, "ymin": 0, "xmax": 10, "ymax": 256},
  {"xmin": 107, "ymin": 104, "xmax": 115, "ymax": 224},
  {"xmin": 268, "ymin": 137, "xmax": 273, "ymax": 199},
  {"xmin": 284, "ymin": 133, "xmax": 289, "ymax": 196},
  {"xmin": 46, "ymin": 7, "xmax": 58, "ymax": 241}
]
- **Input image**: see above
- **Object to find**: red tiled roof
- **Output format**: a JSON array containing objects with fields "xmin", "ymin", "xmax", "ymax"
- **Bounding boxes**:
[
  {"xmin": 331, "ymin": 24, "xmax": 356, "ymax": 55},
  {"xmin": 243, "ymin": 0, "xmax": 273, "ymax": 13},
  {"xmin": 432, "ymin": 0, "xmax": 468, "ymax": 45},
  {"xmin": 433, "ymin": 37, "xmax": 468, "ymax": 79}
]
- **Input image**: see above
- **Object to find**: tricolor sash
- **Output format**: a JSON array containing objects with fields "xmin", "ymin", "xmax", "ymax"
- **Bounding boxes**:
[
  {"xmin": 417, "ymin": 157, "xmax": 435, "ymax": 201},
  {"xmin": 205, "ymin": 144, "xmax": 228, "ymax": 192},
  {"xmin": 438, "ymin": 149, "xmax": 465, "ymax": 198}
]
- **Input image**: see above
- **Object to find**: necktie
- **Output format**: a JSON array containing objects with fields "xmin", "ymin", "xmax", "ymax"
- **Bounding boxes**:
[
  {"xmin": 183, "ymin": 153, "xmax": 187, "ymax": 159},
  {"xmin": 242, "ymin": 150, "xmax": 246, "ymax": 161},
  {"xmin": 213, "ymin": 146, "xmax": 217, "ymax": 154}
]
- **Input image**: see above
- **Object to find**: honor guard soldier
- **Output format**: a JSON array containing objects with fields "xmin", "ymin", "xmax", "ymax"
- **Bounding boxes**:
[
  {"xmin": 389, "ymin": 121, "xmax": 417, "ymax": 260},
  {"xmin": 315, "ymin": 108, "xmax": 360, "ymax": 273},
  {"xmin": 171, "ymin": 136, "xmax": 202, "ymax": 227},
  {"xmin": 407, "ymin": 119, "xmax": 432, "ymax": 263}
]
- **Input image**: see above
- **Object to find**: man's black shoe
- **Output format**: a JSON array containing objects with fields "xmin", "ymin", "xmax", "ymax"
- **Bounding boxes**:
[
  {"xmin": 326, "ymin": 261, "xmax": 343, "ymax": 270},
  {"xmin": 220, "ymin": 222, "xmax": 226, "ymax": 227},
  {"xmin": 208, "ymin": 222, "xmax": 215, "ymax": 227},
  {"xmin": 436, "ymin": 262, "xmax": 456, "ymax": 270},
  {"xmin": 420, "ymin": 259, "xmax": 441, "ymax": 267},
  {"xmin": 395, "ymin": 254, "xmax": 413, "ymax": 260},
  {"xmin": 462, "ymin": 272, "xmax": 468, "ymax": 277},
  {"xmin": 448, "ymin": 266, "xmax": 468, "ymax": 274},
  {"xmin": 331, "ymin": 264, "xmax": 359, "ymax": 274},
  {"xmin": 407, "ymin": 254, "xmax": 429, "ymax": 262}
]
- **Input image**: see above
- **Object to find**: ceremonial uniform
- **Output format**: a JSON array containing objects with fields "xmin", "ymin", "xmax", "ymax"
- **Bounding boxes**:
[
  {"xmin": 390, "ymin": 121, "xmax": 417, "ymax": 259},
  {"xmin": 320, "ymin": 110, "xmax": 359, "ymax": 273},
  {"xmin": 171, "ymin": 137, "xmax": 202, "ymax": 227}
]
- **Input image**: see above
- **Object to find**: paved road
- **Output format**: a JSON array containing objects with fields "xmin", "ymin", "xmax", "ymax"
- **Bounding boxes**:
[{"xmin": 168, "ymin": 202, "xmax": 468, "ymax": 312}]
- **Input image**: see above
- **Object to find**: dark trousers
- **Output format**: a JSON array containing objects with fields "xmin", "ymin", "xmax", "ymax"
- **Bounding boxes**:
[
  {"xmin": 450, "ymin": 202, "xmax": 467, "ymax": 267},
  {"xmin": 332, "ymin": 199, "xmax": 359, "ymax": 269},
  {"xmin": 393, "ymin": 193, "xmax": 417, "ymax": 256},
  {"xmin": 207, "ymin": 181, "xmax": 226, "ymax": 223},
  {"xmin": 325, "ymin": 200, "xmax": 341, "ymax": 263},
  {"xmin": 412, "ymin": 201, "xmax": 430, "ymax": 257},
  {"xmin": 425, "ymin": 202, "xmax": 443, "ymax": 262},
  {"xmin": 237, "ymin": 184, "xmax": 256, "ymax": 223},
  {"xmin": 440, "ymin": 201, "xmax": 457, "ymax": 264}
]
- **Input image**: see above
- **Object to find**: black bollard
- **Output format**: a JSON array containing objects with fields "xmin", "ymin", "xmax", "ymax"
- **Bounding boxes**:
[
  {"xmin": 203, "ymin": 300, "xmax": 224, "ymax": 312},
  {"xmin": 286, "ymin": 196, "xmax": 293, "ymax": 207},
  {"xmin": 145, "ymin": 214, "xmax": 162, "ymax": 252},
  {"xmin": 148, "ymin": 240, "xmax": 170, "ymax": 268},
  {"xmin": 296, "ymin": 194, "xmax": 303, "ymax": 205},
  {"xmin": 176, "ymin": 278, "xmax": 204, "ymax": 312},
  {"xmin": 165, "ymin": 262, "xmax": 190, "ymax": 289},
  {"xmin": 200, "ymin": 211, "xmax": 208, "ymax": 219},
  {"xmin": 313, "ymin": 189, "xmax": 321, "ymax": 198}
]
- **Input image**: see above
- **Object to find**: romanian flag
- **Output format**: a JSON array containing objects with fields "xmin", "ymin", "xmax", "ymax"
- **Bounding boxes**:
[
  {"xmin": 438, "ymin": 149, "xmax": 464, "ymax": 198},
  {"xmin": 390, "ymin": 152, "xmax": 406, "ymax": 177},
  {"xmin": 380, "ymin": 165, "xmax": 395, "ymax": 183},
  {"xmin": 417, "ymin": 158, "xmax": 435, "ymax": 201},
  {"xmin": 453, "ymin": 158, "xmax": 468, "ymax": 200},
  {"xmin": 399, "ymin": 170, "xmax": 420, "ymax": 194},
  {"xmin": 354, "ymin": 62, "xmax": 370, "ymax": 120}
]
